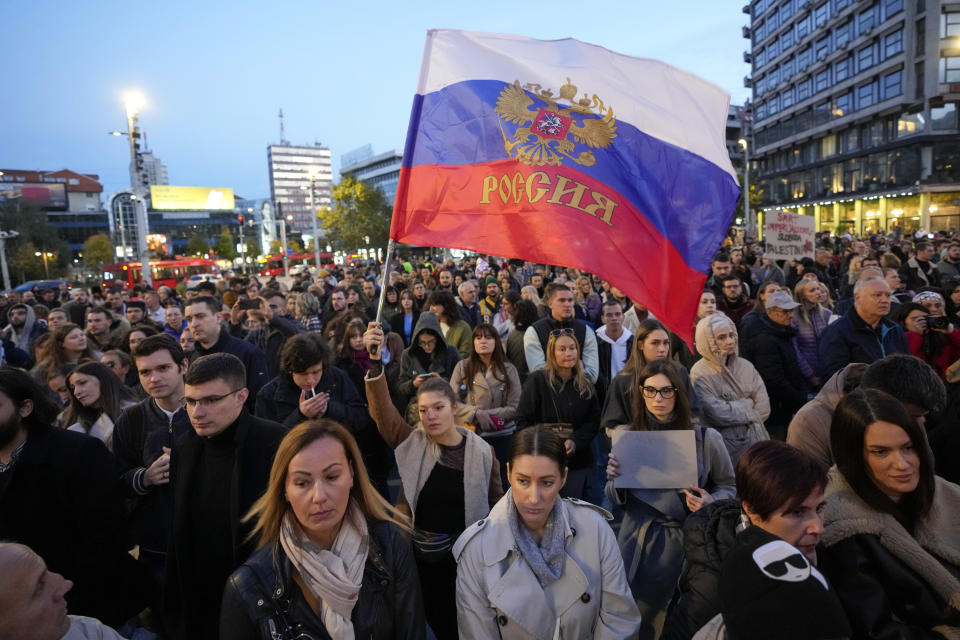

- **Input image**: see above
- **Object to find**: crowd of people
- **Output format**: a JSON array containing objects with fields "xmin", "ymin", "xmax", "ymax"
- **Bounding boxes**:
[{"xmin": 1, "ymin": 228, "xmax": 960, "ymax": 639}]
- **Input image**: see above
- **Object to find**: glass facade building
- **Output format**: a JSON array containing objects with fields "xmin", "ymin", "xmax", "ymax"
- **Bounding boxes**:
[
  {"xmin": 745, "ymin": 0, "xmax": 960, "ymax": 234},
  {"xmin": 340, "ymin": 146, "xmax": 403, "ymax": 205}
]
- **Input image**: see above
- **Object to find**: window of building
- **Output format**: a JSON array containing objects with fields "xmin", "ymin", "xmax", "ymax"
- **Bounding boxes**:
[
  {"xmin": 69, "ymin": 178, "xmax": 79, "ymax": 185},
  {"xmin": 796, "ymin": 13, "xmax": 811, "ymax": 39},
  {"xmin": 815, "ymin": 36, "xmax": 831, "ymax": 60},
  {"xmin": 931, "ymin": 103, "xmax": 958, "ymax": 131},
  {"xmin": 783, "ymin": 87, "xmax": 796, "ymax": 109},
  {"xmin": 883, "ymin": 0, "xmax": 903, "ymax": 20},
  {"xmin": 833, "ymin": 0, "xmax": 852, "ymax": 12},
  {"xmin": 941, "ymin": 10, "xmax": 960, "ymax": 37},
  {"xmin": 814, "ymin": 68, "xmax": 831, "ymax": 93},
  {"xmin": 835, "ymin": 91, "xmax": 854, "ymax": 116},
  {"xmin": 897, "ymin": 112, "xmax": 924, "ymax": 137},
  {"xmin": 782, "ymin": 28, "xmax": 795, "ymax": 50},
  {"xmin": 857, "ymin": 4, "xmax": 877, "ymax": 36},
  {"xmin": 797, "ymin": 46, "xmax": 813, "ymax": 70},
  {"xmin": 857, "ymin": 43, "xmax": 877, "ymax": 73},
  {"xmin": 857, "ymin": 81, "xmax": 879, "ymax": 109},
  {"xmin": 883, "ymin": 29, "xmax": 903, "ymax": 59},
  {"xmin": 882, "ymin": 70, "xmax": 903, "ymax": 99},
  {"xmin": 843, "ymin": 127, "xmax": 860, "ymax": 152},
  {"xmin": 835, "ymin": 25, "xmax": 852, "ymax": 53},
  {"xmin": 782, "ymin": 56, "xmax": 796, "ymax": 79},
  {"xmin": 815, "ymin": 2, "xmax": 830, "ymax": 27},
  {"xmin": 834, "ymin": 55, "xmax": 853, "ymax": 82},
  {"xmin": 942, "ymin": 56, "xmax": 960, "ymax": 83},
  {"xmin": 823, "ymin": 134, "xmax": 838, "ymax": 157},
  {"xmin": 798, "ymin": 77, "xmax": 813, "ymax": 101},
  {"xmin": 768, "ymin": 38, "xmax": 780, "ymax": 61},
  {"xmin": 916, "ymin": 18, "xmax": 925, "ymax": 56},
  {"xmin": 916, "ymin": 61, "xmax": 925, "ymax": 99}
]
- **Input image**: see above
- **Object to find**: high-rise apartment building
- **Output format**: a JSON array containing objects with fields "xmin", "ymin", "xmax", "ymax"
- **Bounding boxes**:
[
  {"xmin": 340, "ymin": 145, "xmax": 403, "ymax": 205},
  {"xmin": 267, "ymin": 143, "xmax": 332, "ymax": 234},
  {"xmin": 745, "ymin": 0, "xmax": 960, "ymax": 234},
  {"xmin": 141, "ymin": 151, "xmax": 169, "ymax": 187}
]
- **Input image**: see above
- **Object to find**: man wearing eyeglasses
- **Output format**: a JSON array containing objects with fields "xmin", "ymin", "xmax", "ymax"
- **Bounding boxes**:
[
  {"xmin": 739, "ymin": 291, "xmax": 809, "ymax": 441},
  {"xmin": 716, "ymin": 275, "xmax": 755, "ymax": 329},
  {"xmin": 163, "ymin": 353, "xmax": 286, "ymax": 640},
  {"xmin": 523, "ymin": 282, "xmax": 599, "ymax": 383}
]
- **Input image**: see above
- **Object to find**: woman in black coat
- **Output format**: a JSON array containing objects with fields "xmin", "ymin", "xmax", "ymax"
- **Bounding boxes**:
[
  {"xmin": 819, "ymin": 388, "xmax": 960, "ymax": 637},
  {"xmin": 220, "ymin": 420, "xmax": 424, "ymax": 640}
]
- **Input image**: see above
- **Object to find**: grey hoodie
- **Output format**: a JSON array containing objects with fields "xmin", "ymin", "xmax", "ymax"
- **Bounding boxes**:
[
  {"xmin": 397, "ymin": 311, "xmax": 462, "ymax": 399},
  {"xmin": 1, "ymin": 303, "xmax": 42, "ymax": 353}
]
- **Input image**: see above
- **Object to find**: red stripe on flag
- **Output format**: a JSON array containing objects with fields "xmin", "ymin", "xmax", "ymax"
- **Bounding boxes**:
[{"xmin": 391, "ymin": 160, "xmax": 706, "ymax": 346}]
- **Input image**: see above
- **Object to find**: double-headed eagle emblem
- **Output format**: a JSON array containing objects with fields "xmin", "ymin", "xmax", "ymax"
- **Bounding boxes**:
[{"xmin": 494, "ymin": 77, "xmax": 618, "ymax": 167}]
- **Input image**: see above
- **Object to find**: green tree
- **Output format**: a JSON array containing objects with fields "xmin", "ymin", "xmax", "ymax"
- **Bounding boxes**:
[
  {"xmin": 244, "ymin": 238, "xmax": 260, "ymax": 261},
  {"xmin": 269, "ymin": 239, "xmax": 282, "ymax": 254},
  {"xmin": 9, "ymin": 242, "xmax": 45, "ymax": 282},
  {"xmin": 214, "ymin": 227, "xmax": 236, "ymax": 260},
  {"xmin": 0, "ymin": 202, "xmax": 70, "ymax": 282},
  {"xmin": 319, "ymin": 176, "xmax": 391, "ymax": 251},
  {"xmin": 288, "ymin": 238, "xmax": 303, "ymax": 254},
  {"xmin": 186, "ymin": 235, "xmax": 209, "ymax": 257},
  {"xmin": 82, "ymin": 234, "xmax": 114, "ymax": 269}
]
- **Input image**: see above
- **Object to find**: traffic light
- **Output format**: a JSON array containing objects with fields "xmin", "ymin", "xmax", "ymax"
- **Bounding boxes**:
[{"xmin": 237, "ymin": 215, "xmax": 244, "ymax": 224}]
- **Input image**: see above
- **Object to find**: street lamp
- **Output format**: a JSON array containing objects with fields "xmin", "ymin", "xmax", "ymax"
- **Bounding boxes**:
[
  {"xmin": 34, "ymin": 250, "xmax": 52, "ymax": 279},
  {"xmin": 738, "ymin": 137, "xmax": 754, "ymax": 238},
  {"xmin": 119, "ymin": 90, "xmax": 152, "ymax": 287},
  {"xmin": 306, "ymin": 169, "xmax": 322, "ymax": 271},
  {"xmin": 279, "ymin": 214, "xmax": 293, "ymax": 278}
]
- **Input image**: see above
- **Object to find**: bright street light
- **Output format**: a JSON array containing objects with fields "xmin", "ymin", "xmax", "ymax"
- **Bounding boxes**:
[
  {"xmin": 738, "ymin": 138, "xmax": 748, "ymax": 150},
  {"xmin": 123, "ymin": 91, "xmax": 146, "ymax": 117}
]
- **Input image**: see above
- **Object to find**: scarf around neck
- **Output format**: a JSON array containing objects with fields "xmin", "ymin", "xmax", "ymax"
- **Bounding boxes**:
[
  {"xmin": 280, "ymin": 501, "xmax": 369, "ymax": 640},
  {"xmin": 507, "ymin": 489, "xmax": 567, "ymax": 587}
]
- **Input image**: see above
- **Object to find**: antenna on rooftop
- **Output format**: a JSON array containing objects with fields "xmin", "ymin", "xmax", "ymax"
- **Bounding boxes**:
[{"xmin": 278, "ymin": 108, "xmax": 289, "ymax": 144}]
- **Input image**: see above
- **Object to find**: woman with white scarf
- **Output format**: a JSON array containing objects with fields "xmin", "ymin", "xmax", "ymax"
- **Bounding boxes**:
[
  {"xmin": 454, "ymin": 426, "xmax": 642, "ymax": 639},
  {"xmin": 220, "ymin": 419, "xmax": 426, "ymax": 640},
  {"xmin": 689, "ymin": 313, "xmax": 770, "ymax": 464}
]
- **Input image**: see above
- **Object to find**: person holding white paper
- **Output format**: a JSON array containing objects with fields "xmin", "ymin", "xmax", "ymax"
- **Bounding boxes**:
[{"xmin": 606, "ymin": 359, "xmax": 735, "ymax": 640}]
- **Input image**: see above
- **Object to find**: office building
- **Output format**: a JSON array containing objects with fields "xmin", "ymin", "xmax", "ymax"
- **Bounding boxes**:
[
  {"xmin": 267, "ymin": 143, "xmax": 332, "ymax": 234},
  {"xmin": 745, "ymin": 0, "xmax": 960, "ymax": 234},
  {"xmin": 0, "ymin": 168, "xmax": 110, "ymax": 256},
  {"xmin": 340, "ymin": 145, "xmax": 404, "ymax": 205},
  {"xmin": 141, "ymin": 151, "xmax": 169, "ymax": 187}
]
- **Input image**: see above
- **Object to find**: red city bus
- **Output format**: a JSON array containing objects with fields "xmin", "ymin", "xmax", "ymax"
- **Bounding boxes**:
[
  {"xmin": 102, "ymin": 258, "xmax": 220, "ymax": 290},
  {"xmin": 258, "ymin": 252, "xmax": 334, "ymax": 277}
]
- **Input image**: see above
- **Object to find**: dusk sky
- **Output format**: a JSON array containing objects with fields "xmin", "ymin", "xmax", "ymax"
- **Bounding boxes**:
[{"xmin": 3, "ymin": 1, "xmax": 750, "ymax": 201}]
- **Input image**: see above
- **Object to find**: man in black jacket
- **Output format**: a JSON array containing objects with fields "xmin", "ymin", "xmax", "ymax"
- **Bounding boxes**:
[
  {"xmin": 163, "ymin": 353, "xmax": 286, "ymax": 640},
  {"xmin": 0, "ymin": 367, "xmax": 150, "ymax": 628},
  {"xmin": 185, "ymin": 295, "xmax": 268, "ymax": 411},
  {"xmin": 113, "ymin": 334, "xmax": 192, "ymax": 596},
  {"xmin": 740, "ymin": 291, "xmax": 810, "ymax": 441}
]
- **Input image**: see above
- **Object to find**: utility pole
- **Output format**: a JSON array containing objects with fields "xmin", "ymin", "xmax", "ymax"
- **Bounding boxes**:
[{"xmin": 0, "ymin": 229, "xmax": 19, "ymax": 291}]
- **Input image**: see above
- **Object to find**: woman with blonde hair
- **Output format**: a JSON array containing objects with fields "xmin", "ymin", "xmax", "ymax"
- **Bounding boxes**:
[
  {"xmin": 520, "ymin": 284, "xmax": 541, "ymax": 307},
  {"xmin": 517, "ymin": 329, "xmax": 600, "ymax": 500},
  {"xmin": 792, "ymin": 279, "xmax": 833, "ymax": 389},
  {"xmin": 574, "ymin": 275, "xmax": 602, "ymax": 325},
  {"xmin": 220, "ymin": 419, "xmax": 425, "ymax": 639}
]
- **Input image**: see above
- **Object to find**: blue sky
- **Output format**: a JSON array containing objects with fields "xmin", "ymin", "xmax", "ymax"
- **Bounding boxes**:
[{"xmin": 2, "ymin": 0, "xmax": 750, "ymax": 201}]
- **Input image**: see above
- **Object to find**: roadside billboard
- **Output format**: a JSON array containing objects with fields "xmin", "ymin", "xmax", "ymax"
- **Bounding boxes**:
[
  {"xmin": 150, "ymin": 185, "xmax": 235, "ymax": 211},
  {"xmin": 0, "ymin": 182, "xmax": 68, "ymax": 210}
]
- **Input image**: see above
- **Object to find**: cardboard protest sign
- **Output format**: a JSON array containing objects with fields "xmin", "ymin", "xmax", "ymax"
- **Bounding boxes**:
[{"xmin": 763, "ymin": 210, "xmax": 816, "ymax": 260}]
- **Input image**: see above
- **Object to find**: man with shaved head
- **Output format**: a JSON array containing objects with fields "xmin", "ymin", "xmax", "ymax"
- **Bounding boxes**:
[{"xmin": 0, "ymin": 542, "xmax": 125, "ymax": 639}]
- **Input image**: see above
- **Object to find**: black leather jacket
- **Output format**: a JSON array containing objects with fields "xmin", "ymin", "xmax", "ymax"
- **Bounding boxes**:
[{"xmin": 219, "ymin": 519, "xmax": 425, "ymax": 640}]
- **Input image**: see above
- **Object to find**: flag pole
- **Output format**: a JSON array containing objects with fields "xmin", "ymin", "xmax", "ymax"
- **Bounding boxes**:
[{"xmin": 373, "ymin": 237, "xmax": 396, "ymax": 325}]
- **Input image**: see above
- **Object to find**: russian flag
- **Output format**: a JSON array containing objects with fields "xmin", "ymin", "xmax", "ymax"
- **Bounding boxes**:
[{"xmin": 391, "ymin": 30, "xmax": 741, "ymax": 345}]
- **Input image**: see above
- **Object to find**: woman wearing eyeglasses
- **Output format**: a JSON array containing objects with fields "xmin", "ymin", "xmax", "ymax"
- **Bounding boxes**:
[
  {"xmin": 606, "ymin": 359, "xmax": 735, "ymax": 639},
  {"xmin": 220, "ymin": 419, "xmax": 426, "ymax": 640},
  {"xmin": 517, "ymin": 329, "xmax": 600, "ymax": 501}
]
